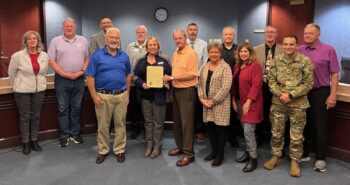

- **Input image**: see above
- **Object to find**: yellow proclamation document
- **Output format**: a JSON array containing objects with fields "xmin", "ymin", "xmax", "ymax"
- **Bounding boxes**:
[{"xmin": 147, "ymin": 66, "xmax": 164, "ymax": 88}]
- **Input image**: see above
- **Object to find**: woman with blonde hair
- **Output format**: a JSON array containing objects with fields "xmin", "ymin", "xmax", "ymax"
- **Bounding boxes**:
[
  {"xmin": 8, "ymin": 31, "xmax": 48, "ymax": 154},
  {"xmin": 134, "ymin": 36, "xmax": 171, "ymax": 158}
]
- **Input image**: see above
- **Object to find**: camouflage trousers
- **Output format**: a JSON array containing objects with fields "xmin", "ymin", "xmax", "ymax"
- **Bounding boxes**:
[{"xmin": 269, "ymin": 104, "xmax": 306, "ymax": 161}]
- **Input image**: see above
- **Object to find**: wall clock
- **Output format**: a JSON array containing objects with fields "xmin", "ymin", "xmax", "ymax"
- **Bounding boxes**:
[{"xmin": 155, "ymin": 7, "xmax": 168, "ymax": 22}]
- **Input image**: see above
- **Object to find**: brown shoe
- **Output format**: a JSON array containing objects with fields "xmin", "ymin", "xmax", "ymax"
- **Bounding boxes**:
[
  {"xmin": 96, "ymin": 154, "xmax": 108, "ymax": 164},
  {"xmin": 168, "ymin": 148, "xmax": 183, "ymax": 156},
  {"xmin": 176, "ymin": 156, "xmax": 195, "ymax": 167},
  {"xmin": 115, "ymin": 153, "xmax": 125, "ymax": 163},
  {"xmin": 290, "ymin": 159, "xmax": 301, "ymax": 177},
  {"xmin": 196, "ymin": 133, "xmax": 206, "ymax": 143},
  {"xmin": 264, "ymin": 155, "xmax": 280, "ymax": 170},
  {"xmin": 150, "ymin": 149, "xmax": 161, "ymax": 159}
]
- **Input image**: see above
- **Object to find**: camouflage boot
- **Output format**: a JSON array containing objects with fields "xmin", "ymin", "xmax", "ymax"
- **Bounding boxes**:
[
  {"xmin": 290, "ymin": 159, "xmax": 301, "ymax": 177},
  {"xmin": 264, "ymin": 155, "xmax": 280, "ymax": 170}
]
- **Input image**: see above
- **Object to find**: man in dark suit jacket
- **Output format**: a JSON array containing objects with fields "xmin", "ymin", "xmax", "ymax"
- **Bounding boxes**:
[{"xmin": 254, "ymin": 25, "xmax": 283, "ymax": 147}]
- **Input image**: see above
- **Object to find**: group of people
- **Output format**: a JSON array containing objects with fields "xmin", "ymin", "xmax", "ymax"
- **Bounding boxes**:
[{"xmin": 8, "ymin": 16, "xmax": 339, "ymax": 178}]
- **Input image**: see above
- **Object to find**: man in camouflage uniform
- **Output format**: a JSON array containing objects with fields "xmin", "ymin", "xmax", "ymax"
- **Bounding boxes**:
[{"xmin": 263, "ymin": 35, "xmax": 314, "ymax": 177}]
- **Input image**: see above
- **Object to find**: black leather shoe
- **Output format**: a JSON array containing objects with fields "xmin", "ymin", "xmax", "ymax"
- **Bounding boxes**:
[
  {"xmin": 31, "ymin": 141, "xmax": 42, "ymax": 152},
  {"xmin": 243, "ymin": 158, "xmax": 257, "ymax": 173},
  {"xmin": 22, "ymin": 143, "xmax": 31, "ymax": 155},
  {"xmin": 236, "ymin": 151, "xmax": 250, "ymax": 163},
  {"xmin": 212, "ymin": 155, "xmax": 224, "ymax": 167},
  {"xmin": 204, "ymin": 152, "xmax": 216, "ymax": 162}
]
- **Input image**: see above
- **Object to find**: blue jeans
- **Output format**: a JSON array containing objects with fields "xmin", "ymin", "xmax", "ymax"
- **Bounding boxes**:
[{"xmin": 55, "ymin": 74, "xmax": 84, "ymax": 137}]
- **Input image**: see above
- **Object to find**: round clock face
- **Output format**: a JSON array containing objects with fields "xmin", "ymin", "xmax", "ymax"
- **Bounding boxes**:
[{"xmin": 155, "ymin": 8, "xmax": 168, "ymax": 22}]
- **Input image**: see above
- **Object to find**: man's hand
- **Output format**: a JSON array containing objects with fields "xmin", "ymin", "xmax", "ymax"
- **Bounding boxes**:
[
  {"xmin": 279, "ymin": 93, "xmax": 291, "ymax": 104},
  {"xmin": 92, "ymin": 94, "xmax": 103, "ymax": 109},
  {"xmin": 326, "ymin": 94, "xmax": 337, "ymax": 110},
  {"xmin": 163, "ymin": 75, "xmax": 173, "ymax": 82}
]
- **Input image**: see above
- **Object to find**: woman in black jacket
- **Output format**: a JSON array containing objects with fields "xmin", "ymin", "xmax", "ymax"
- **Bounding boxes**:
[{"xmin": 134, "ymin": 36, "xmax": 171, "ymax": 159}]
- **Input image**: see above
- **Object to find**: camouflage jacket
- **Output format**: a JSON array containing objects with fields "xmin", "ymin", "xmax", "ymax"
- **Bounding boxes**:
[{"xmin": 268, "ymin": 52, "xmax": 314, "ymax": 108}]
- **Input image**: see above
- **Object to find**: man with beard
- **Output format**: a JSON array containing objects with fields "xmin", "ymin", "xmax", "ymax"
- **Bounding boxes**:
[
  {"xmin": 125, "ymin": 25, "xmax": 148, "ymax": 139},
  {"xmin": 186, "ymin": 22, "xmax": 208, "ymax": 143},
  {"xmin": 86, "ymin": 27, "xmax": 131, "ymax": 164},
  {"xmin": 89, "ymin": 17, "xmax": 113, "ymax": 56}
]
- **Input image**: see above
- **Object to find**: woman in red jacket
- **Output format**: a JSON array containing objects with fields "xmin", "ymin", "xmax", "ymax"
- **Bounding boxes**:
[{"xmin": 232, "ymin": 42, "xmax": 263, "ymax": 172}]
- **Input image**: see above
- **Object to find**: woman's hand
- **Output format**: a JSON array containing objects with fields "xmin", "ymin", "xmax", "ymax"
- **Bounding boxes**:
[
  {"xmin": 242, "ymin": 100, "xmax": 252, "ymax": 115},
  {"xmin": 142, "ymin": 83, "xmax": 150, "ymax": 89},
  {"xmin": 200, "ymin": 98, "xmax": 212, "ymax": 108}
]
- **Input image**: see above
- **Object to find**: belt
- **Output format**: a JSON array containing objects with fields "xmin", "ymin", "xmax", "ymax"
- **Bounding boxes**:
[{"xmin": 97, "ymin": 89, "xmax": 126, "ymax": 95}]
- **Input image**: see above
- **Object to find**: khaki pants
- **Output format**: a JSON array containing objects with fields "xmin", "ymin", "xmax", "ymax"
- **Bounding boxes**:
[{"xmin": 96, "ymin": 92, "xmax": 128, "ymax": 155}]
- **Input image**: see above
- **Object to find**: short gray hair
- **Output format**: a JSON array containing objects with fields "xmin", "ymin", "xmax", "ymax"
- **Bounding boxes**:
[
  {"xmin": 222, "ymin": 26, "xmax": 236, "ymax": 35},
  {"xmin": 22, "ymin": 30, "xmax": 44, "ymax": 52},
  {"xmin": 172, "ymin": 28, "xmax": 187, "ymax": 38},
  {"xmin": 136, "ymin": 25, "xmax": 147, "ymax": 33},
  {"xmin": 106, "ymin": 27, "xmax": 121, "ymax": 36},
  {"xmin": 63, "ymin": 17, "xmax": 76, "ymax": 26},
  {"xmin": 305, "ymin": 23, "xmax": 321, "ymax": 32}
]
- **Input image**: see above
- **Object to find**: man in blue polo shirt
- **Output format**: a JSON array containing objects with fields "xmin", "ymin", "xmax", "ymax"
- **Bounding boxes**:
[{"xmin": 86, "ymin": 27, "xmax": 131, "ymax": 164}]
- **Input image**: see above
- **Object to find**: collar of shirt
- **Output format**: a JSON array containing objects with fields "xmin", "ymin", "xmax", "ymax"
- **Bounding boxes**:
[
  {"xmin": 63, "ymin": 35, "xmax": 77, "ymax": 43},
  {"xmin": 103, "ymin": 47, "xmax": 121, "ymax": 56},
  {"xmin": 281, "ymin": 52, "xmax": 301, "ymax": 63},
  {"xmin": 265, "ymin": 43, "xmax": 276, "ymax": 50},
  {"xmin": 25, "ymin": 48, "xmax": 42, "ymax": 54},
  {"xmin": 176, "ymin": 44, "xmax": 190, "ymax": 54},
  {"xmin": 133, "ymin": 40, "xmax": 147, "ymax": 49},
  {"xmin": 187, "ymin": 39, "xmax": 197, "ymax": 44},
  {"xmin": 306, "ymin": 40, "xmax": 321, "ymax": 50}
]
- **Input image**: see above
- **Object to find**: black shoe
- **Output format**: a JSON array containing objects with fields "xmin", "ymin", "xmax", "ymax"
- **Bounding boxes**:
[
  {"xmin": 243, "ymin": 158, "xmax": 257, "ymax": 173},
  {"xmin": 30, "ymin": 141, "xmax": 42, "ymax": 152},
  {"xmin": 212, "ymin": 155, "xmax": 224, "ymax": 167},
  {"xmin": 129, "ymin": 128, "xmax": 140, "ymax": 139},
  {"xmin": 235, "ymin": 151, "xmax": 250, "ymax": 163},
  {"xmin": 70, "ymin": 135, "xmax": 84, "ymax": 144},
  {"xmin": 22, "ymin": 143, "xmax": 31, "ymax": 155},
  {"xmin": 59, "ymin": 136, "xmax": 69, "ymax": 147},
  {"xmin": 204, "ymin": 152, "xmax": 216, "ymax": 162}
]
